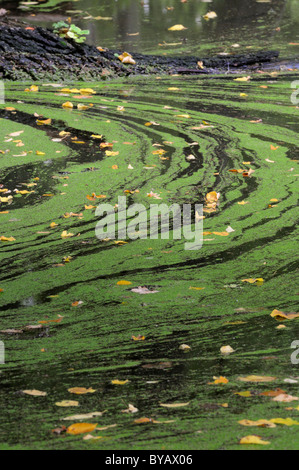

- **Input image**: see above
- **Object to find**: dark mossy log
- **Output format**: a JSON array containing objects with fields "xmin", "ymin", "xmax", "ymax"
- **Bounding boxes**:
[{"xmin": 0, "ymin": 18, "xmax": 280, "ymax": 81}]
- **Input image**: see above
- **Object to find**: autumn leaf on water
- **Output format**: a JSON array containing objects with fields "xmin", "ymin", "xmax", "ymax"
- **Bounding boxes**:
[
  {"xmin": 117, "ymin": 280, "xmax": 132, "ymax": 286},
  {"xmin": 71, "ymin": 301, "xmax": 84, "ymax": 307},
  {"xmin": 9, "ymin": 130, "xmax": 24, "ymax": 137},
  {"xmin": 55, "ymin": 400, "xmax": 79, "ymax": 407},
  {"xmin": 111, "ymin": 380, "xmax": 129, "ymax": 385},
  {"xmin": 80, "ymin": 88, "xmax": 96, "ymax": 95},
  {"xmin": 239, "ymin": 435, "xmax": 270, "ymax": 445},
  {"xmin": 205, "ymin": 191, "xmax": 220, "ymax": 203},
  {"xmin": 269, "ymin": 418, "xmax": 299, "ymax": 426},
  {"xmin": 234, "ymin": 76, "xmax": 251, "ymax": 82},
  {"xmin": 105, "ymin": 151, "xmax": 119, "ymax": 156},
  {"xmin": 62, "ymin": 102, "xmax": 73, "ymax": 109},
  {"xmin": 121, "ymin": 404, "xmax": 138, "ymax": 413},
  {"xmin": 234, "ymin": 391, "xmax": 253, "ymax": 397},
  {"xmin": 208, "ymin": 376, "xmax": 229, "ymax": 385},
  {"xmin": 36, "ymin": 119, "xmax": 52, "ymax": 125},
  {"xmin": 160, "ymin": 402, "xmax": 190, "ymax": 408},
  {"xmin": 272, "ymin": 393, "xmax": 299, "ymax": 402},
  {"xmin": 77, "ymin": 104, "xmax": 92, "ymax": 111},
  {"xmin": 259, "ymin": 388, "xmax": 286, "ymax": 397},
  {"xmin": 131, "ymin": 335, "xmax": 145, "ymax": 341},
  {"xmin": 168, "ymin": 24, "xmax": 187, "ymax": 31},
  {"xmin": 62, "ymin": 411, "xmax": 106, "ymax": 421},
  {"xmin": 68, "ymin": 387, "xmax": 96, "ymax": 395},
  {"xmin": 179, "ymin": 344, "xmax": 191, "ymax": 351},
  {"xmin": 270, "ymin": 309, "xmax": 299, "ymax": 320},
  {"xmin": 66, "ymin": 423, "xmax": 98, "ymax": 435},
  {"xmin": 134, "ymin": 417, "xmax": 153, "ymax": 424},
  {"xmin": 131, "ymin": 286, "xmax": 159, "ymax": 294},
  {"xmin": 242, "ymin": 278, "xmax": 264, "ymax": 284},
  {"xmin": 38, "ymin": 316, "xmax": 63, "ymax": 325},
  {"xmin": 238, "ymin": 375, "xmax": 276, "ymax": 383},
  {"xmin": 220, "ymin": 345, "xmax": 235, "ymax": 355},
  {"xmin": 213, "ymin": 231, "xmax": 229, "ymax": 237},
  {"xmin": 22, "ymin": 390, "xmax": 47, "ymax": 397},
  {"xmin": 61, "ymin": 231, "xmax": 74, "ymax": 239},
  {"xmin": 0, "ymin": 236, "xmax": 16, "ymax": 242},
  {"xmin": 24, "ymin": 85, "xmax": 38, "ymax": 92},
  {"xmin": 203, "ymin": 11, "xmax": 217, "ymax": 20},
  {"xmin": 239, "ymin": 419, "xmax": 276, "ymax": 428}
]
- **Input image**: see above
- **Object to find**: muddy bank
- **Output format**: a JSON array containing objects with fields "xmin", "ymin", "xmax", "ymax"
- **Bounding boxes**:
[{"xmin": 0, "ymin": 17, "xmax": 280, "ymax": 81}]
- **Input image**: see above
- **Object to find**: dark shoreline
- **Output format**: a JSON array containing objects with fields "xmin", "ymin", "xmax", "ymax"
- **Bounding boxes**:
[{"xmin": 0, "ymin": 17, "xmax": 285, "ymax": 81}]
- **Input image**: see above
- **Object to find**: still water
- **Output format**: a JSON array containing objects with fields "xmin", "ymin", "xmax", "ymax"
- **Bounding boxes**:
[{"xmin": 0, "ymin": 0, "xmax": 299, "ymax": 451}]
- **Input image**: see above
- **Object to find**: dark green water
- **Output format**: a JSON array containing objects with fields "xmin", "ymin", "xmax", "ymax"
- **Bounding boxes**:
[
  {"xmin": 0, "ymin": 0, "xmax": 299, "ymax": 451},
  {"xmin": 2, "ymin": 0, "xmax": 299, "ymax": 57}
]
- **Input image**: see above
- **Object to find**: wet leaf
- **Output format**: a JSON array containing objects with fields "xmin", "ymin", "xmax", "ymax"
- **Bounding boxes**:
[
  {"xmin": 36, "ymin": 119, "xmax": 52, "ymax": 125},
  {"xmin": 61, "ymin": 231, "xmax": 74, "ymax": 239},
  {"xmin": 234, "ymin": 76, "xmax": 251, "ymax": 82},
  {"xmin": 111, "ymin": 380, "xmax": 129, "ymax": 385},
  {"xmin": 272, "ymin": 393, "xmax": 299, "ymax": 402},
  {"xmin": 121, "ymin": 404, "xmax": 138, "ymax": 413},
  {"xmin": 55, "ymin": 400, "xmax": 79, "ymax": 407},
  {"xmin": 239, "ymin": 435, "xmax": 270, "ymax": 445},
  {"xmin": 270, "ymin": 309, "xmax": 299, "ymax": 320},
  {"xmin": 62, "ymin": 411, "xmax": 106, "ymax": 420},
  {"xmin": 131, "ymin": 286, "xmax": 159, "ymax": 294},
  {"xmin": 131, "ymin": 335, "xmax": 145, "ymax": 341},
  {"xmin": 238, "ymin": 375, "xmax": 276, "ymax": 383},
  {"xmin": 134, "ymin": 417, "xmax": 153, "ymax": 424},
  {"xmin": 220, "ymin": 345, "xmax": 235, "ymax": 355},
  {"xmin": 22, "ymin": 390, "xmax": 47, "ymax": 397},
  {"xmin": 234, "ymin": 391, "xmax": 253, "ymax": 397},
  {"xmin": 179, "ymin": 344, "xmax": 191, "ymax": 351},
  {"xmin": 0, "ymin": 236, "xmax": 16, "ymax": 242},
  {"xmin": 269, "ymin": 417, "xmax": 299, "ymax": 426},
  {"xmin": 203, "ymin": 11, "xmax": 217, "ymax": 20},
  {"xmin": 239, "ymin": 419, "xmax": 276, "ymax": 428},
  {"xmin": 208, "ymin": 376, "xmax": 229, "ymax": 385},
  {"xmin": 160, "ymin": 402, "xmax": 190, "ymax": 408},
  {"xmin": 66, "ymin": 423, "xmax": 98, "ymax": 435},
  {"xmin": 68, "ymin": 387, "xmax": 96, "ymax": 395},
  {"xmin": 168, "ymin": 24, "xmax": 187, "ymax": 31}
]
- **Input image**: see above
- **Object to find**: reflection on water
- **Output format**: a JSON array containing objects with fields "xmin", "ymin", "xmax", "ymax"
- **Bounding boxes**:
[{"xmin": 2, "ymin": 0, "xmax": 299, "ymax": 56}]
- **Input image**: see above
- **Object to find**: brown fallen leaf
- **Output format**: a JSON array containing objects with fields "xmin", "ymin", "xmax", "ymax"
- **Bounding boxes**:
[
  {"xmin": 259, "ymin": 388, "xmax": 286, "ymax": 397},
  {"xmin": 52, "ymin": 426, "xmax": 67, "ymax": 435},
  {"xmin": 134, "ymin": 417, "xmax": 153, "ymax": 424}
]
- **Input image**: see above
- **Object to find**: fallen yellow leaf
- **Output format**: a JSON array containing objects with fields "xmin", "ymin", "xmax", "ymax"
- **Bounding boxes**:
[
  {"xmin": 239, "ymin": 435, "xmax": 270, "ymax": 445},
  {"xmin": 68, "ymin": 387, "xmax": 96, "ymax": 395},
  {"xmin": 66, "ymin": 423, "xmax": 97, "ymax": 435},
  {"xmin": 168, "ymin": 24, "xmax": 187, "ymax": 31}
]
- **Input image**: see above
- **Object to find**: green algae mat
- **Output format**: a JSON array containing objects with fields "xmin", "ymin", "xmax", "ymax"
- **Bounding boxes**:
[{"xmin": 0, "ymin": 73, "xmax": 299, "ymax": 450}]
